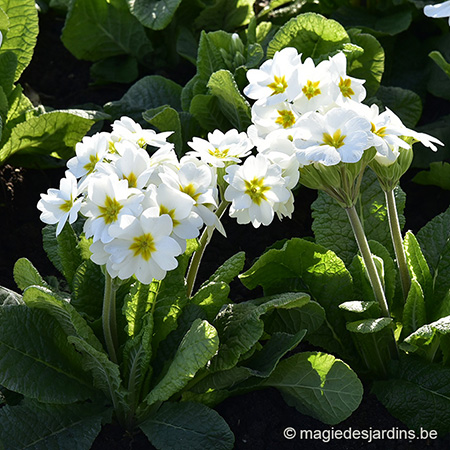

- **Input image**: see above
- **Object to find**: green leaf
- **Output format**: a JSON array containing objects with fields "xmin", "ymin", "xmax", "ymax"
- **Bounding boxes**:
[
  {"xmin": 210, "ymin": 292, "xmax": 310, "ymax": 372},
  {"xmin": 127, "ymin": 0, "xmax": 183, "ymax": 30},
  {"xmin": 61, "ymin": 0, "xmax": 152, "ymax": 62},
  {"xmin": 429, "ymin": 50, "xmax": 450, "ymax": 79},
  {"xmin": 262, "ymin": 352, "xmax": 363, "ymax": 425},
  {"xmin": 432, "ymin": 243, "xmax": 450, "ymax": 319},
  {"xmin": 402, "ymin": 279, "xmax": 427, "ymax": 337},
  {"xmin": 0, "ymin": 110, "xmax": 98, "ymax": 165},
  {"xmin": 196, "ymin": 31, "xmax": 231, "ymax": 84},
  {"xmin": 267, "ymin": 13, "xmax": 350, "ymax": 60},
  {"xmin": 0, "ymin": 0, "xmax": 38, "ymax": 81},
  {"xmin": 0, "ymin": 51, "xmax": 17, "ymax": 97},
  {"xmin": 239, "ymin": 238, "xmax": 354, "ymax": 358},
  {"xmin": 57, "ymin": 222, "xmax": 83, "ymax": 287},
  {"xmin": 22, "ymin": 285, "xmax": 104, "ymax": 352},
  {"xmin": 0, "ymin": 306, "xmax": 95, "ymax": 403},
  {"xmin": 339, "ymin": 300, "xmax": 381, "ymax": 321},
  {"xmin": 13, "ymin": 257, "xmax": 48, "ymax": 291},
  {"xmin": 376, "ymin": 86, "xmax": 422, "ymax": 128},
  {"xmin": 207, "ymin": 70, "xmax": 251, "ymax": 130},
  {"xmin": 0, "ymin": 286, "xmax": 23, "ymax": 306},
  {"xmin": 413, "ymin": 161, "xmax": 450, "ymax": 191},
  {"xmin": 0, "ymin": 399, "xmax": 110, "ymax": 450},
  {"xmin": 417, "ymin": 206, "xmax": 450, "ymax": 274},
  {"xmin": 205, "ymin": 251, "xmax": 245, "ymax": 285},
  {"xmin": 140, "ymin": 402, "xmax": 234, "ymax": 450},
  {"xmin": 144, "ymin": 319, "xmax": 219, "ymax": 405},
  {"xmin": 143, "ymin": 105, "xmax": 183, "ymax": 156},
  {"xmin": 90, "ymin": 55, "xmax": 139, "ymax": 84},
  {"xmin": 373, "ymin": 355, "xmax": 450, "ymax": 434},
  {"xmin": 189, "ymin": 94, "xmax": 231, "ymax": 132},
  {"xmin": 104, "ymin": 75, "xmax": 182, "ymax": 122},
  {"xmin": 312, "ymin": 169, "xmax": 405, "ymax": 266},
  {"xmin": 190, "ymin": 282, "xmax": 230, "ymax": 323}
]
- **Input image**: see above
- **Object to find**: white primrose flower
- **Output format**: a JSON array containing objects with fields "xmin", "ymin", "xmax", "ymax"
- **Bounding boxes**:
[
  {"xmin": 37, "ymin": 171, "xmax": 82, "ymax": 235},
  {"xmin": 159, "ymin": 160, "xmax": 220, "ymax": 230},
  {"xmin": 82, "ymin": 173, "xmax": 144, "ymax": 243},
  {"xmin": 244, "ymin": 47, "xmax": 302, "ymax": 105},
  {"xmin": 143, "ymin": 184, "xmax": 202, "ymax": 251},
  {"xmin": 424, "ymin": 0, "xmax": 450, "ymax": 25},
  {"xmin": 224, "ymin": 154, "xmax": 290, "ymax": 227},
  {"xmin": 293, "ymin": 108, "xmax": 373, "ymax": 166},
  {"xmin": 293, "ymin": 57, "xmax": 335, "ymax": 114},
  {"xmin": 328, "ymin": 52, "xmax": 366, "ymax": 105},
  {"xmin": 111, "ymin": 116, "xmax": 174, "ymax": 149},
  {"xmin": 105, "ymin": 211, "xmax": 182, "ymax": 284},
  {"xmin": 67, "ymin": 132, "xmax": 109, "ymax": 179},
  {"xmin": 187, "ymin": 129, "xmax": 253, "ymax": 168}
]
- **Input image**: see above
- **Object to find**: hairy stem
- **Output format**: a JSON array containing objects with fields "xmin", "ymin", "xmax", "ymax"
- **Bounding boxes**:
[
  {"xmin": 186, "ymin": 200, "xmax": 229, "ymax": 297},
  {"xmin": 385, "ymin": 189, "xmax": 411, "ymax": 301},
  {"xmin": 102, "ymin": 271, "xmax": 118, "ymax": 364}
]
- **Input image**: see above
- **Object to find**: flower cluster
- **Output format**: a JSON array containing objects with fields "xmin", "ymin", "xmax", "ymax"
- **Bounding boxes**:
[
  {"xmin": 38, "ymin": 117, "xmax": 220, "ymax": 284},
  {"xmin": 244, "ymin": 47, "xmax": 441, "ymax": 169}
]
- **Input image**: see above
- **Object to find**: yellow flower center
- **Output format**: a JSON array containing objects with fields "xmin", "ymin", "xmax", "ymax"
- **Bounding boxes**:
[
  {"xmin": 244, "ymin": 177, "xmax": 270, "ymax": 206},
  {"xmin": 59, "ymin": 196, "xmax": 73, "ymax": 213},
  {"xmin": 209, "ymin": 147, "xmax": 230, "ymax": 159},
  {"xmin": 339, "ymin": 77, "xmax": 355, "ymax": 98},
  {"xmin": 137, "ymin": 137, "xmax": 147, "ymax": 148},
  {"xmin": 180, "ymin": 184, "xmax": 201, "ymax": 202},
  {"xmin": 109, "ymin": 140, "xmax": 119, "ymax": 154},
  {"xmin": 160, "ymin": 205, "xmax": 180, "ymax": 227},
  {"xmin": 124, "ymin": 172, "xmax": 138, "ymax": 188},
  {"xmin": 129, "ymin": 233, "xmax": 156, "ymax": 261},
  {"xmin": 275, "ymin": 109, "xmax": 296, "ymax": 129},
  {"xmin": 371, "ymin": 122, "xmax": 387, "ymax": 137},
  {"xmin": 98, "ymin": 196, "xmax": 123, "ymax": 224},
  {"xmin": 83, "ymin": 154, "xmax": 99, "ymax": 174},
  {"xmin": 322, "ymin": 129, "xmax": 346, "ymax": 149},
  {"xmin": 302, "ymin": 80, "xmax": 321, "ymax": 100},
  {"xmin": 267, "ymin": 75, "xmax": 288, "ymax": 96}
]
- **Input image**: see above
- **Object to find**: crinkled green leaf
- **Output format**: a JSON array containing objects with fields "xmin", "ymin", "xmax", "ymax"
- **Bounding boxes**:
[
  {"xmin": 191, "ymin": 282, "xmax": 230, "ymax": 323},
  {"xmin": 413, "ymin": 161, "xmax": 450, "ymax": 191},
  {"xmin": 140, "ymin": 402, "xmax": 234, "ymax": 450},
  {"xmin": 13, "ymin": 257, "xmax": 48, "ymax": 291},
  {"xmin": 339, "ymin": 300, "xmax": 381, "ymax": 321},
  {"xmin": 428, "ymin": 35, "xmax": 450, "ymax": 101},
  {"xmin": 90, "ymin": 55, "xmax": 139, "ymax": 84},
  {"xmin": 0, "ymin": 0, "xmax": 38, "ymax": 81},
  {"xmin": 312, "ymin": 169, "xmax": 405, "ymax": 266},
  {"xmin": 0, "ymin": 286, "xmax": 23, "ymax": 306},
  {"xmin": 210, "ymin": 292, "xmax": 309, "ymax": 372},
  {"xmin": 61, "ymin": 0, "xmax": 152, "ymax": 62},
  {"xmin": 0, "ymin": 306, "xmax": 95, "ymax": 403},
  {"xmin": 373, "ymin": 355, "xmax": 450, "ymax": 434},
  {"xmin": 205, "ymin": 251, "xmax": 245, "ymax": 286},
  {"xmin": 145, "ymin": 319, "xmax": 219, "ymax": 406},
  {"xmin": 0, "ymin": 110, "xmax": 98, "ymax": 165},
  {"xmin": 0, "ymin": 51, "xmax": 17, "ymax": 97},
  {"xmin": 402, "ymin": 279, "xmax": 427, "ymax": 337},
  {"xmin": 267, "ymin": 13, "xmax": 350, "ymax": 60},
  {"xmin": 262, "ymin": 352, "xmax": 363, "ymax": 425},
  {"xmin": 127, "ymin": 0, "xmax": 183, "ymax": 30},
  {"xmin": 376, "ymin": 86, "xmax": 422, "ymax": 128},
  {"xmin": 0, "ymin": 399, "xmax": 110, "ymax": 450},
  {"xmin": 207, "ymin": 69, "xmax": 251, "ymax": 130},
  {"xmin": 104, "ymin": 75, "xmax": 182, "ymax": 122},
  {"xmin": 189, "ymin": 94, "xmax": 231, "ymax": 132}
]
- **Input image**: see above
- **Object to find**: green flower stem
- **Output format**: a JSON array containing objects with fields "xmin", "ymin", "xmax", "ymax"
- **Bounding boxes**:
[
  {"xmin": 186, "ymin": 200, "xmax": 229, "ymax": 297},
  {"xmin": 345, "ymin": 206, "xmax": 390, "ymax": 318},
  {"xmin": 102, "ymin": 271, "xmax": 118, "ymax": 364},
  {"xmin": 385, "ymin": 189, "xmax": 411, "ymax": 300}
]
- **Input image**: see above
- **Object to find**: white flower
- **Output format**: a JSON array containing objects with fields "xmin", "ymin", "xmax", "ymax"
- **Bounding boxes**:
[
  {"xmin": 224, "ymin": 154, "xmax": 290, "ymax": 227},
  {"xmin": 143, "ymin": 184, "xmax": 202, "ymax": 251},
  {"xmin": 424, "ymin": 1, "xmax": 450, "ymax": 25},
  {"xmin": 82, "ymin": 174, "xmax": 143, "ymax": 243},
  {"xmin": 292, "ymin": 57, "xmax": 335, "ymax": 114},
  {"xmin": 67, "ymin": 133, "xmax": 109, "ymax": 179},
  {"xmin": 187, "ymin": 129, "xmax": 253, "ymax": 168},
  {"xmin": 37, "ymin": 171, "xmax": 82, "ymax": 235},
  {"xmin": 328, "ymin": 52, "xmax": 366, "ymax": 105},
  {"xmin": 244, "ymin": 47, "xmax": 302, "ymax": 104},
  {"xmin": 293, "ymin": 108, "xmax": 372, "ymax": 166},
  {"xmin": 111, "ymin": 116, "xmax": 173, "ymax": 149},
  {"xmin": 105, "ymin": 211, "xmax": 182, "ymax": 284},
  {"xmin": 0, "ymin": 31, "xmax": 3, "ymax": 49}
]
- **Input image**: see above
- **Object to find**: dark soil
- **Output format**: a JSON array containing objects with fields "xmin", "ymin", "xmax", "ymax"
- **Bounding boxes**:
[{"xmin": 1, "ymin": 7, "xmax": 450, "ymax": 450}]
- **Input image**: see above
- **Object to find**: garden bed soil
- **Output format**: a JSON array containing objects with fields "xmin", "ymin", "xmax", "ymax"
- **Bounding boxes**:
[{"xmin": 1, "ymin": 8, "xmax": 450, "ymax": 450}]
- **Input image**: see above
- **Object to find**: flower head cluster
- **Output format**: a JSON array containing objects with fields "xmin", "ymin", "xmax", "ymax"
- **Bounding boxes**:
[
  {"xmin": 38, "ymin": 117, "xmax": 217, "ymax": 284},
  {"xmin": 245, "ymin": 47, "xmax": 442, "ymax": 169}
]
